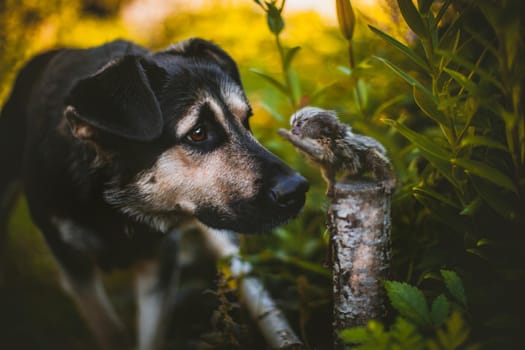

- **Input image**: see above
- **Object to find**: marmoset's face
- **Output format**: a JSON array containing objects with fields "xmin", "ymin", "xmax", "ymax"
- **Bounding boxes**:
[{"xmin": 290, "ymin": 107, "xmax": 341, "ymax": 139}]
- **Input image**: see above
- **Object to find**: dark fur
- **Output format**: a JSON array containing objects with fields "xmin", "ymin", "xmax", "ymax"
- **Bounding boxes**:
[
  {"xmin": 279, "ymin": 106, "xmax": 392, "ymax": 196},
  {"xmin": 0, "ymin": 39, "xmax": 308, "ymax": 349}
]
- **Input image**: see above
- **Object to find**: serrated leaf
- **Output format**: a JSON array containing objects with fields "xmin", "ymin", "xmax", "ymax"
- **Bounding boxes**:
[
  {"xmin": 250, "ymin": 68, "xmax": 288, "ymax": 95},
  {"xmin": 392, "ymin": 317, "xmax": 425, "ymax": 349},
  {"xmin": 440, "ymin": 270, "xmax": 467, "ymax": 307},
  {"xmin": 283, "ymin": 46, "xmax": 301, "ymax": 70},
  {"xmin": 397, "ymin": 0, "xmax": 428, "ymax": 39},
  {"xmin": 385, "ymin": 281, "xmax": 432, "ymax": 327},
  {"xmin": 413, "ymin": 85, "xmax": 448, "ymax": 126},
  {"xmin": 374, "ymin": 56, "xmax": 432, "ymax": 97},
  {"xmin": 451, "ymin": 157, "xmax": 518, "ymax": 193},
  {"xmin": 431, "ymin": 294, "xmax": 450, "ymax": 326},
  {"xmin": 369, "ymin": 25, "xmax": 429, "ymax": 72},
  {"xmin": 339, "ymin": 326, "xmax": 368, "ymax": 344},
  {"xmin": 430, "ymin": 312, "xmax": 472, "ymax": 350}
]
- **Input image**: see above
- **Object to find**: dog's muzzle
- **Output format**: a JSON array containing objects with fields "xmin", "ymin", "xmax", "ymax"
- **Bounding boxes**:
[{"xmin": 269, "ymin": 173, "xmax": 309, "ymax": 210}]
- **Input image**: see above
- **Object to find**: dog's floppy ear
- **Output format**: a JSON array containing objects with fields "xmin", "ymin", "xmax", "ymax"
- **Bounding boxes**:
[
  {"xmin": 167, "ymin": 38, "xmax": 242, "ymax": 85},
  {"xmin": 65, "ymin": 55, "xmax": 164, "ymax": 142}
]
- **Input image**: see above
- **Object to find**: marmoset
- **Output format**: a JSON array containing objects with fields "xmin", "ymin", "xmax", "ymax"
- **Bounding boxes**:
[{"xmin": 278, "ymin": 106, "xmax": 393, "ymax": 196}]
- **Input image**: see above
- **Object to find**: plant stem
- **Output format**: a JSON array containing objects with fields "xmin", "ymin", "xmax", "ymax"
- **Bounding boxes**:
[
  {"xmin": 275, "ymin": 33, "xmax": 297, "ymax": 108},
  {"xmin": 348, "ymin": 41, "xmax": 364, "ymax": 116}
]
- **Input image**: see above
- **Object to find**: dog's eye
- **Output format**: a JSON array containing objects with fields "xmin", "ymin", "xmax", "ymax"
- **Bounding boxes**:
[{"xmin": 188, "ymin": 125, "xmax": 207, "ymax": 142}]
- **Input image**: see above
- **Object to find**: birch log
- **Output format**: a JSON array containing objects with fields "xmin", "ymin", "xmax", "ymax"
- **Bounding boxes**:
[
  {"xmin": 328, "ymin": 181, "xmax": 392, "ymax": 348},
  {"xmin": 200, "ymin": 227, "xmax": 304, "ymax": 350}
]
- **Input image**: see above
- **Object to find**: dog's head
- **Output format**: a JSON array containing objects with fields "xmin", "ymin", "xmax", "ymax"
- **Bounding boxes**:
[{"xmin": 64, "ymin": 38, "xmax": 308, "ymax": 233}]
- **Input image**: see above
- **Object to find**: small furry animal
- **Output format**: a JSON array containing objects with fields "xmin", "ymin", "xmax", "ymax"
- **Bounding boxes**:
[{"xmin": 278, "ymin": 106, "xmax": 393, "ymax": 196}]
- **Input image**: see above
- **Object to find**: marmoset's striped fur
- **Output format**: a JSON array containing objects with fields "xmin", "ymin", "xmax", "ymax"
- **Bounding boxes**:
[{"xmin": 278, "ymin": 106, "xmax": 393, "ymax": 196}]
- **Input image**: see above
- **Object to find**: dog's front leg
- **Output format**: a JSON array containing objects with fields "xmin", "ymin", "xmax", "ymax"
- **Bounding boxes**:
[
  {"xmin": 60, "ymin": 269, "xmax": 130, "ymax": 350},
  {"xmin": 134, "ymin": 232, "xmax": 180, "ymax": 350},
  {"xmin": 42, "ymin": 217, "xmax": 130, "ymax": 350}
]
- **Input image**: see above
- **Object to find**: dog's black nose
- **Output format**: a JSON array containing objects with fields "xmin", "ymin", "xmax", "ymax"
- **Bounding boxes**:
[{"xmin": 269, "ymin": 174, "xmax": 309, "ymax": 208}]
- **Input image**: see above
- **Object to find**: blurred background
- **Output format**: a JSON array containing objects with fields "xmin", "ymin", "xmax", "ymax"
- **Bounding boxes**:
[{"xmin": 1, "ymin": 0, "xmax": 523, "ymax": 349}]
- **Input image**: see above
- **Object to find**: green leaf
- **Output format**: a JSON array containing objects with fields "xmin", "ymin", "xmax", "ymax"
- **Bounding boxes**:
[
  {"xmin": 337, "ymin": 65, "xmax": 352, "ymax": 76},
  {"xmin": 250, "ymin": 68, "xmax": 288, "ymax": 95},
  {"xmin": 260, "ymin": 101, "xmax": 284, "ymax": 122},
  {"xmin": 444, "ymin": 68, "xmax": 478, "ymax": 94},
  {"xmin": 288, "ymin": 68, "xmax": 302, "ymax": 106},
  {"xmin": 412, "ymin": 85, "xmax": 448, "ymax": 126},
  {"xmin": 339, "ymin": 326, "xmax": 368, "ymax": 344},
  {"xmin": 459, "ymin": 197, "xmax": 483, "ymax": 216},
  {"xmin": 430, "ymin": 312, "xmax": 473, "ymax": 350},
  {"xmin": 431, "ymin": 294, "xmax": 450, "ymax": 326},
  {"xmin": 397, "ymin": 0, "xmax": 428, "ymax": 39},
  {"xmin": 419, "ymin": 149, "xmax": 459, "ymax": 188},
  {"xmin": 385, "ymin": 281, "xmax": 432, "ymax": 327},
  {"xmin": 451, "ymin": 157, "xmax": 518, "ymax": 193},
  {"xmin": 309, "ymin": 81, "xmax": 338, "ymax": 104},
  {"xmin": 283, "ymin": 46, "xmax": 301, "ymax": 70},
  {"xmin": 374, "ymin": 56, "xmax": 432, "ymax": 97},
  {"xmin": 356, "ymin": 79, "xmax": 368, "ymax": 109},
  {"xmin": 459, "ymin": 135, "xmax": 507, "ymax": 151},
  {"xmin": 392, "ymin": 317, "xmax": 425, "ymax": 349},
  {"xmin": 412, "ymin": 186, "xmax": 460, "ymax": 209},
  {"xmin": 384, "ymin": 119, "xmax": 459, "ymax": 186},
  {"xmin": 433, "ymin": 0, "xmax": 452, "ymax": 28},
  {"xmin": 372, "ymin": 95, "xmax": 406, "ymax": 117},
  {"xmin": 440, "ymin": 270, "xmax": 467, "ymax": 308},
  {"xmin": 384, "ymin": 119, "xmax": 449, "ymax": 160},
  {"xmin": 470, "ymin": 175, "xmax": 518, "ymax": 221},
  {"xmin": 368, "ymin": 25, "xmax": 429, "ymax": 72},
  {"xmin": 436, "ymin": 49, "xmax": 504, "ymax": 91}
]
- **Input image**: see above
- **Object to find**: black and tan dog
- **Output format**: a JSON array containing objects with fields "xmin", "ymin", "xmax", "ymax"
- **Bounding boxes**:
[{"xmin": 0, "ymin": 39, "xmax": 308, "ymax": 349}]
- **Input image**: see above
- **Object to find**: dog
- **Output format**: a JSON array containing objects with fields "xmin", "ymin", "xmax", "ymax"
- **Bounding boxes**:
[{"xmin": 0, "ymin": 38, "xmax": 308, "ymax": 350}]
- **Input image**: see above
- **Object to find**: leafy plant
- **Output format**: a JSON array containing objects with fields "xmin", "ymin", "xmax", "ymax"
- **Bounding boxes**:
[
  {"xmin": 341, "ymin": 271, "xmax": 478, "ymax": 350},
  {"xmin": 252, "ymin": 0, "xmax": 303, "ymax": 111},
  {"xmin": 370, "ymin": 0, "xmax": 524, "ymax": 347}
]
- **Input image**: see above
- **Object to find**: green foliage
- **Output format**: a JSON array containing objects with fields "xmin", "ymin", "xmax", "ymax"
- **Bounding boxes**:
[
  {"xmin": 440, "ymin": 270, "xmax": 466, "ymax": 308},
  {"xmin": 341, "ymin": 313, "xmax": 478, "ymax": 350},
  {"xmin": 385, "ymin": 281, "xmax": 432, "ymax": 328},
  {"xmin": 2, "ymin": 0, "xmax": 524, "ymax": 349},
  {"xmin": 370, "ymin": 0, "xmax": 525, "ymax": 347},
  {"xmin": 343, "ymin": 276, "xmax": 477, "ymax": 350}
]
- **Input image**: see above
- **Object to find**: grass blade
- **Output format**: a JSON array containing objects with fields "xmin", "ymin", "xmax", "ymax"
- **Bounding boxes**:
[{"xmin": 369, "ymin": 25, "xmax": 429, "ymax": 72}]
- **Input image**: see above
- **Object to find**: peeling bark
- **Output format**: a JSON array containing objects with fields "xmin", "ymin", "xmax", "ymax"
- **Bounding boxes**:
[
  {"xmin": 328, "ymin": 181, "xmax": 392, "ymax": 348},
  {"xmin": 200, "ymin": 227, "xmax": 304, "ymax": 350}
]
